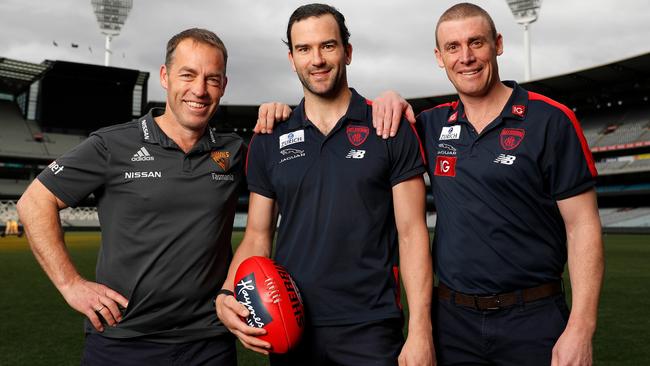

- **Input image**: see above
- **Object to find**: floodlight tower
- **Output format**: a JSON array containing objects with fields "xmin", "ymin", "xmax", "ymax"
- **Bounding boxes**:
[
  {"xmin": 505, "ymin": 0, "xmax": 542, "ymax": 81},
  {"xmin": 91, "ymin": 0, "xmax": 133, "ymax": 66}
]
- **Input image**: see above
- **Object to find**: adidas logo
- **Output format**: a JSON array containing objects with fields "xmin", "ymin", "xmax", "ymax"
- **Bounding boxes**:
[{"xmin": 131, "ymin": 147, "xmax": 154, "ymax": 162}]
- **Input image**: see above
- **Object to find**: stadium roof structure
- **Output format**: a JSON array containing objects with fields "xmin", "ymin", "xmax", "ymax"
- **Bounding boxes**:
[
  {"xmin": 409, "ymin": 52, "xmax": 650, "ymax": 114},
  {"xmin": 0, "ymin": 57, "xmax": 50, "ymax": 96}
]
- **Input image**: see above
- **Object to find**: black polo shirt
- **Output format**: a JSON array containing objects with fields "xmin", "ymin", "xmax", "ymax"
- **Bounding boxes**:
[
  {"xmin": 417, "ymin": 81, "xmax": 597, "ymax": 294},
  {"xmin": 246, "ymin": 89, "xmax": 426, "ymax": 326},
  {"xmin": 37, "ymin": 108, "xmax": 244, "ymax": 343}
]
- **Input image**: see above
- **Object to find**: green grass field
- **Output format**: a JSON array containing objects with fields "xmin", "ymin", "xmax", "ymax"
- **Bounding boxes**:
[{"xmin": 0, "ymin": 232, "xmax": 648, "ymax": 365}]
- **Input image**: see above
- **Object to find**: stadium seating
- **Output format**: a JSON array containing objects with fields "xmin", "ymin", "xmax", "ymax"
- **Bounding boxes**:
[
  {"xmin": 0, "ymin": 179, "xmax": 29, "ymax": 197},
  {"xmin": 0, "ymin": 101, "xmax": 86, "ymax": 160},
  {"xmin": 599, "ymin": 207, "xmax": 650, "ymax": 227},
  {"xmin": 0, "ymin": 101, "xmax": 49, "ymax": 158}
]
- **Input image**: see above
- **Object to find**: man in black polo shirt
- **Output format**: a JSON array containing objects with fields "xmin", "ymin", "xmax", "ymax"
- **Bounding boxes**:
[
  {"xmin": 216, "ymin": 4, "xmax": 434, "ymax": 366},
  {"xmin": 17, "ymin": 29, "xmax": 242, "ymax": 365},
  {"xmin": 365, "ymin": 3, "xmax": 604, "ymax": 366}
]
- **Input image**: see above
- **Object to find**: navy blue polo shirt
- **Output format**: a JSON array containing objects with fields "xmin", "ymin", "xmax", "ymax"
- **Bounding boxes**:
[
  {"xmin": 417, "ymin": 81, "xmax": 597, "ymax": 294},
  {"xmin": 38, "ymin": 108, "xmax": 245, "ymax": 342},
  {"xmin": 246, "ymin": 89, "xmax": 426, "ymax": 325}
]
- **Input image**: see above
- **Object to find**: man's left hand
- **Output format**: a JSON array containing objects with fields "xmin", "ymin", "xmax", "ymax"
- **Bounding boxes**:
[
  {"xmin": 551, "ymin": 326, "xmax": 593, "ymax": 366},
  {"xmin": 398, "ymin": 331, "xmax": 436, "ymax": 366}
]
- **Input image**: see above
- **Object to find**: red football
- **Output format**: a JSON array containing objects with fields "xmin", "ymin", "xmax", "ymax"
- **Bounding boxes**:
[{"xmin": 234, "ymin": 256, "xmax": 304, "ymax": 354}]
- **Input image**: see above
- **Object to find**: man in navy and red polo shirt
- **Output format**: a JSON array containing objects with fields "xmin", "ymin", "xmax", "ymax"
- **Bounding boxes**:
[
  {"xmin": 367, "ymin": 3, "xmax": 604, "ymax": 366},
  {"xmin": 216, "ymin": 4, "xmax": 434, "ymax": 366}
]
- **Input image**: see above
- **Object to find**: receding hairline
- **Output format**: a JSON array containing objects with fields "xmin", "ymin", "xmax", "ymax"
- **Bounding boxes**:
[
  {"xmin": 435, "ymin": 3, "xmax": 498, "ymax": 48},
  {"xmin": 165, "ymin": 28, "xmax": 228, "ymax": 73}
]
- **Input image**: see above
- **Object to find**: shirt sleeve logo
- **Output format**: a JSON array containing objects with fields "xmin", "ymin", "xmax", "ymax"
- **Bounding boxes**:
[
  {"xmin": 346, "ymin": 125, "xmax": 369, "ymax": 146},
  {"xmin": 47, "ymin": 160, "xmax": 65, "ymax": 175},
  {"xmin": 499, "ymin": 128, "xmax": 525, "ymax": 150},
  {"xmin": 211, "ymin": 150, "xmax": 231, "ymax": 171},
  {"xmin": 434, "ymin": 156, "xmax": 456, "ymax": 177},
  {"xmin": 279, "ymin": 130, "xmax": 305, "ymax": 148},
  {"xmin": 439, "ymin": 125, "xmax": 461, "ymax": 140}
]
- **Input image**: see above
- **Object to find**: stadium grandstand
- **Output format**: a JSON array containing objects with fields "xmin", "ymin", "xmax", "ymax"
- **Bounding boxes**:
[{"xmin": 1, "ymin": 53, "xmax": 650, "ymax": 233}]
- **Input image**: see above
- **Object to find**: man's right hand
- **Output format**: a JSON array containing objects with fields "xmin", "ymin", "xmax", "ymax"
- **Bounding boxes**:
[
  {"xmin": 254, "ymin": 102, "xmax": 292, "ymax": 134},
  {"xmin": 372, "ymin": 90, "xmax": 415, "ymax": 139},
  {"xmin": 59, "ymin": 276, "xmax": 129, "ymax": 332},
  {"xmin": 216, "ymin": 292, "xmax": 271, "ymax": 355}
]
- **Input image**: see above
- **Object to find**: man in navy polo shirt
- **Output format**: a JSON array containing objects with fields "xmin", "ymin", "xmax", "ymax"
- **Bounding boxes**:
[
  {"xmin": 17, "ymin": 29, "xmax": 241, "ymax": 365},
  {"xmin": 216, "ymin": 4, "xmax": 434, "ymax": 366},
  {"xmin": 366, "ymin": 3, "xmax": 604, "ymax": 366},
  {"xmin": 256, "ymin": 2, "xmax": 604, "ymax": 365}
]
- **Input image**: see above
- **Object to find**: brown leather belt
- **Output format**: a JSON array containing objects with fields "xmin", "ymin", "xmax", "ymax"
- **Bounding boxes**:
[{"xmin": 437, "ymin": 281, "xmax": 562, "ymax": 310}]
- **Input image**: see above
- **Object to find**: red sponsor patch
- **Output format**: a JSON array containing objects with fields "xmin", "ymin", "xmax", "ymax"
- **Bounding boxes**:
[
  {"xmin": 512, "ymin": 105, "xmax": 526, "ymax": 117},
  {"xmin": 500, "ymin": 128, "xmax": 525, "ymax": 150},
  {"xmin": 448, "ymin": 111, "xmax": 458, "ymax": 123},
  {"xmin": 434, "ymin": 156, "xmax": 456, "ymax": 177},
  {"xmin": 346, "ymin": 125, "xmax": 369, "ymax": 147}
]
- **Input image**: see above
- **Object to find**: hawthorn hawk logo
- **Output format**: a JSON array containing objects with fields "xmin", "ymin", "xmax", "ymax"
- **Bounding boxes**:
[
  {"xmin": 499, "ymin": 128, "xmax": 525, "ymax": 150},
  {"xmin": 346, "ymin": 125, "xmax": 369, "ymax": 147},
  {"xmin": 211, "ymin": 150, "xmax": 231, "ymax": 171}
]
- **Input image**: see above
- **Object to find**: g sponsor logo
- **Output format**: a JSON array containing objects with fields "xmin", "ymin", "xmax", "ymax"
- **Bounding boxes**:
[{"xmin": 434, "ymin": 156, "xmax": 456, "ymax": 177}]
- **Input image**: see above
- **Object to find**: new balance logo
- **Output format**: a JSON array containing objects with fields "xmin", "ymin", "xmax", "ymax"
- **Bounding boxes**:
[
  {"xmin": 132, "ymin": 147, "xmax": 154, "ymax": 162},
  {"xmin": 493, "ymin": 154, "xmax": 516, "ymax": 165},
  {"xmin": 346, "ymin": 149, "xmax": 366, "ymax": 159}
]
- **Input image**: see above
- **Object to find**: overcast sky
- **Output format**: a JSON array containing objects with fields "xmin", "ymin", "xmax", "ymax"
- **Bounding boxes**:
[{"xmin": 1, "ymin": 0, "xmax": 649, "ymax": 105}]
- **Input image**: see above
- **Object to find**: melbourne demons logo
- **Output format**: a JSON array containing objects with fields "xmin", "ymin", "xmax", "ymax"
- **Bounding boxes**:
[
  {"xmin": 499, "ymin": 128, "xmax": 525, "ymax": 150},
  {"xmin": 346, "ymin": 125, "xmax": 369, "ymax": 147}
]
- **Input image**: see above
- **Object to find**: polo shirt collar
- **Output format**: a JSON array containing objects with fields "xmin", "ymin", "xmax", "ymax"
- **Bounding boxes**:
[
  {"xmin": 285, "ymin": 88, "xmax": 370, "ymax": 130},
  {"xmin": 448, "ymin": 80, "xmax": 529, "ymax": 125},
  {"xmin": 139, "ymin": 108, "xmax": 219, "ymax": 152}
]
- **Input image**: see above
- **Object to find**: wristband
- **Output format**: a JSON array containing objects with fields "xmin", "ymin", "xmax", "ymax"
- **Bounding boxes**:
[
  {"xmin": 212, "ymin": 289, "xmax": 235, "ymax": 306},
  {"xmin": 216, "ymin": 289, "xmax": 234, "ymax": 297}
]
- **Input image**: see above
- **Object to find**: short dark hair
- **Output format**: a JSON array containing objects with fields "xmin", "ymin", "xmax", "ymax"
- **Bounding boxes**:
[
  {"xmin": 435, "ymin": 3, "xmax": 498, "ymax": 48},
  {"xmin": 285, "ymin": 3, "xmax": 350, "ymax": 52},
  {"xmin": 165, "ymin": 28, "xmax": 228, "ymax": 72}
]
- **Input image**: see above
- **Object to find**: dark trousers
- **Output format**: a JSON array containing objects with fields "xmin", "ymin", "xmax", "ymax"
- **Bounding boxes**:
[
  {"xmin": 434, "ymin": 292, "xmax": 570, "ymax": 366},
  {"xmin": 81, "ymin": 333, "xmax": 237, "ymax": 366},
  {"xmin": 270, "ymin": 318, "xmax": 405, "ymax": 366}
]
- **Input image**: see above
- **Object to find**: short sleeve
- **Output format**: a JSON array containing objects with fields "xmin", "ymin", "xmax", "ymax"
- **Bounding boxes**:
[
  {"xmin": 37, "ymin": 134, "xmax": 110, "ymax": 207},
  {"xmin": 245, "ymin": 134, "xmax": 276, "ymax": 198},
  {"xmin": 388, "ymin": 119, "xmax": 426, "ymax": 186},
  {"xmin": 543, "ymin": 109, "xmax": 597, "ymax": 200}
]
